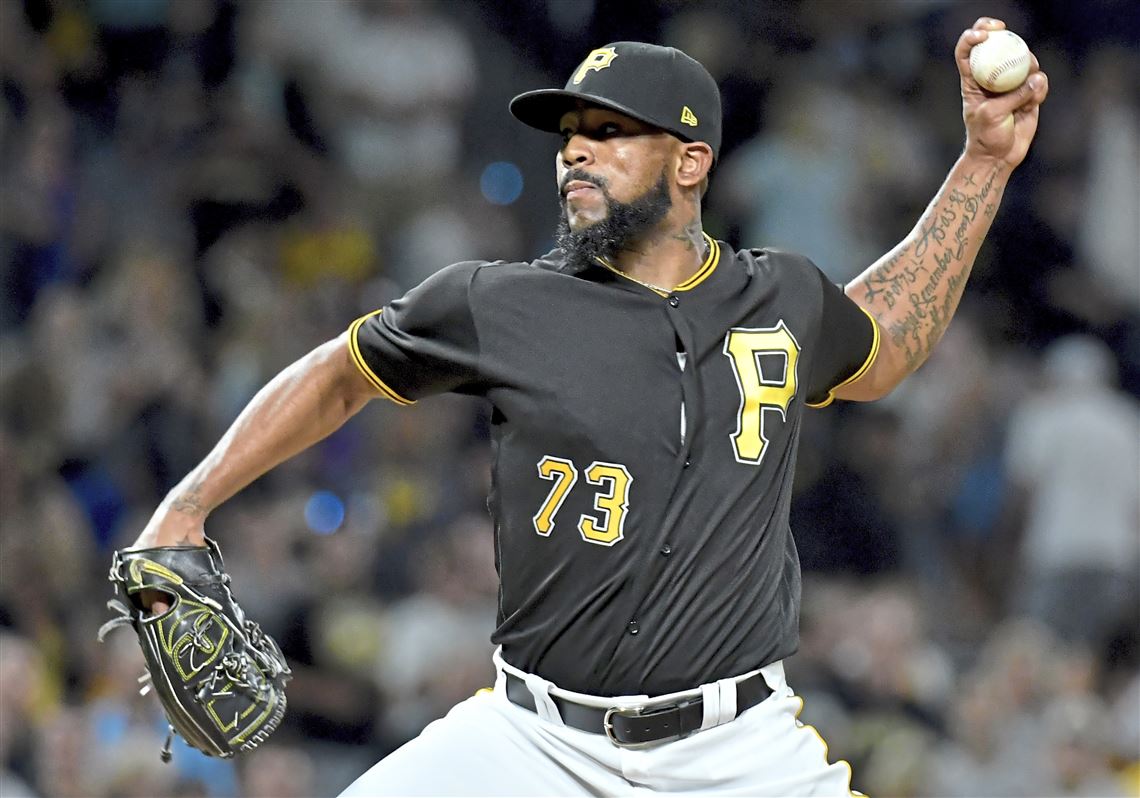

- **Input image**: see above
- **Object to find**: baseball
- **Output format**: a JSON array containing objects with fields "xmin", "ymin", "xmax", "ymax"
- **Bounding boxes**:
[{"xmin": 969, "ymin": 29, "xmax": 1031, "ymax": 93}]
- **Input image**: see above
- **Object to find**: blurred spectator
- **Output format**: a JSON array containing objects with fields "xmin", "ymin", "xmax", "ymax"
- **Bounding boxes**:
[
  {"xmin": 0, "ymin": 633, "xmax": 44, "ymax": 797},
  {"xmin": 238, "ymin": 746, "xmax": 316, "ymax": 798},
  {"xmin": 876, "ymin": 316, "xmax": 1016, "ymax": 634},
  {"xmin": 373, "ymin": 512, "xmax": 498, "ymax": 744},
  {"xmin": 720, "ymin": 77, "xmax": 871, "ymax": 282},
  {"xmin": 1004, "ymin": 335, "xmax": 1140, "ymax": 645},
  {"xmin": 274, "ymin": 525, "xmax": 383, "ymax": 751},
  {"xmin": 0, "ymin": 84, "xmax": 78, "ymax": 329},
  {"xmin": 1108, "ymin": 672, "xmax": 1140, "ymax": 787},
  {"xmin": 248, "ymin": 0, "xmax": 475, "ymax": 192},
  {"xmin": 925, "ymin": 619, "xmax": 1060, "ymax": 795},
  {"xmin": 1076, "ymin": 48, "xmax": 1140, "ymax": 314},
  {"xmin": 1039, "ymin": 695, "xmax": 1130, "ymax": 796}
]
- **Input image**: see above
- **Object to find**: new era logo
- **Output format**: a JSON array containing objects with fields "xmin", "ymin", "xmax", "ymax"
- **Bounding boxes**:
[{"xmin": 680, "ymin": 106, "xmax": 698, "ymax": 127}]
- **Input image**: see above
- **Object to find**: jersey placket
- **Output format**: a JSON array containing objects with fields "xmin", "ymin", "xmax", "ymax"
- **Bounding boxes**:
[
  {"xmin": 608, "ymin": 284, "xmax": 707, "ymax": 668},
  {"xmin": 586, "ymin": 239, "xmax": 721, "ymax": 681}
]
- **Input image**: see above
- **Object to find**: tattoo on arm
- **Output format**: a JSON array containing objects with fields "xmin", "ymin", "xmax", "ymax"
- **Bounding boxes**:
[
  {"xmin": 169, "ymin": 484, "xmax": 208, "ymax": 518},
  {"xmin": 857, "ymin": 165, "xmax": 1006, "ymax": 372}
]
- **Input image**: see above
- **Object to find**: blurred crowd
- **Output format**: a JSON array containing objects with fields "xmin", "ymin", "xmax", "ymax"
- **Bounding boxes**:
[{"xmin": 1, "ymin": 1, "xmax": 1137, "ymax": 796}]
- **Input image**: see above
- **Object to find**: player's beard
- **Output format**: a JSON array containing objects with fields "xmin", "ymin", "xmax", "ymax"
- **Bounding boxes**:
[{"xmin": 555, "ymin": 168, "xmax": 673, "ymax": 272}]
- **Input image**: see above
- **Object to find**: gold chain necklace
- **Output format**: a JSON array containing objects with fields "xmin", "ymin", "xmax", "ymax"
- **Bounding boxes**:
[
  {"xmin": 593, "ymin": 237, "xmax": 712, "ymax": 296},
  {"xmin": 594, "ymin": 257, "xmax": 673, "ymax": 295},
  {"xmin": 622, "ymin": 272, "xmax": 673, "ymax": 294}
]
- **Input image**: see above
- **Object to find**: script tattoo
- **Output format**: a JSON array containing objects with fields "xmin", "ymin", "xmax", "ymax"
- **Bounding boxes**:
[
  {"xmin": 861, "ymin": 166, "xmax": 1004, "ymax": 371},
  {"xmin": 861, "ymin": 243, "xmax": 925, "ymax": 311}
]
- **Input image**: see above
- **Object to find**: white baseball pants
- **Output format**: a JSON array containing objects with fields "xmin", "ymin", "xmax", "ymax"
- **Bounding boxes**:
[{"xmin": 339, "ymin": 650, "xmax": 858, "ymax": 797}]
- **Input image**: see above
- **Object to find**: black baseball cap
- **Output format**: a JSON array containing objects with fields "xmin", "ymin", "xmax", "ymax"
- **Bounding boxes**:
[{"xmin": 510, "ymin": 42, "xmax": 722, "ymax": 158}]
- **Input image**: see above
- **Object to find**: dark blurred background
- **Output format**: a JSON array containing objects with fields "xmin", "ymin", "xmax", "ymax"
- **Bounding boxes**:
[{"xmin": 1, "ymin": 1, "xmax": 1137, "ymax": 796}]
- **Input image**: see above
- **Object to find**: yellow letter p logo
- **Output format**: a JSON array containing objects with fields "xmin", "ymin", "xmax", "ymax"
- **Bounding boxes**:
[{"xmin": 573, "ymin": 47, "xmax": 619, "ymax": 85}]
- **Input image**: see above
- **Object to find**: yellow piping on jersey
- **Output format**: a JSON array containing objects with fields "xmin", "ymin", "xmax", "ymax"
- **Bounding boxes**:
[
  {"xmin": 794, "ymin": 695, "xmax": 866, "ymax": 797},
  {"xmin": 594, "ymin": 233, "xmax": 720, "ymax": 296},
  {"xmin": 673, "ymin": 233, "xmax": 720, "ymax": 291},
  {"xmin": 347, "ymin": 310, "xmax": 416, "ymax": 406},
  {"xmin": 805, "ymin": 305, "xmax": 881, "ymax": 409}
]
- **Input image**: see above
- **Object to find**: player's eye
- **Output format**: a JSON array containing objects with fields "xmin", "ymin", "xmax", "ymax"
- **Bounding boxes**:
[{"xmin": 598, "ymin": 123, "xmax": 620, "ymax": 137}]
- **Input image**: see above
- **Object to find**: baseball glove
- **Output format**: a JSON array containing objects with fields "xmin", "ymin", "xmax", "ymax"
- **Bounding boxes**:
[{"xmin": 98, "ymin": 538, "xmax": 291, "ymax": 761}]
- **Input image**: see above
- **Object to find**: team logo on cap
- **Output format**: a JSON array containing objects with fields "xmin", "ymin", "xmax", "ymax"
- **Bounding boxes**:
[
  {"xmin": 572, "ymin": 47, "xmax": 618, "ymax": 85},
  {"xmin": 680, "ymin": 106, "xmax": 699, "ymax": 127}
]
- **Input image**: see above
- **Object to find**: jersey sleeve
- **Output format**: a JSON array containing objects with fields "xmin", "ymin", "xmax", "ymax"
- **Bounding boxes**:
[
  {"xmin": 804, "ymin": 268, "xmax": 880, "ymax": 408},
  {"xmin": 347, "ymin": 261, "xmax": 483, "ymax": 404}
]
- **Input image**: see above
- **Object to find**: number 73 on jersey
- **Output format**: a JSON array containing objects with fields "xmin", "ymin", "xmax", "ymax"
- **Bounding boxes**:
[{"xmin": 530, "ymin": 323, "xmax": 799, "ymax": 546}]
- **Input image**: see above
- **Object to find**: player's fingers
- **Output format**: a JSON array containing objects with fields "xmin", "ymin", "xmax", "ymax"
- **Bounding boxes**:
[
  {"xmin": 980, "ymin": 71, "xmax": 1048, "ymax": 120},
  {"xmin": 972, "ymin": 17, "xmax": 1006, "ymax": 31},
  {"xmin": 139, "ymin": 588, "xmax": 172, "ymax": 616},
  {"xmin": 1022, "ymin": 70, "xmax": 1049, "ymax": 107},
  {"xmin": 955, "ymin": 28, "xmax": 989, "ymax": 77},
  {"xmin": 956, "ymin": 19, "xmax": 1013, "ymax": 78}
]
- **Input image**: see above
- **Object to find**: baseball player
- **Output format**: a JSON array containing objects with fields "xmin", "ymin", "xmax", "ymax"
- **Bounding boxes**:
[{"xmin": 132, "ymin": 18, "xmax": 1048, "ymax": 796}]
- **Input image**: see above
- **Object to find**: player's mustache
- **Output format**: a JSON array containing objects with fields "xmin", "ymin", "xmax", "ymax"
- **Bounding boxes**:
[{"xmin": 559, "ymin": 170, "xmax": 609, "ymax": 197}]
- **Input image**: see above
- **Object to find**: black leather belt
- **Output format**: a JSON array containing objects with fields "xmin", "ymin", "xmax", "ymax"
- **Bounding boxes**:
[{"xmin": 504, "ymin": 671, "xmax": 772, "ymax": 747}]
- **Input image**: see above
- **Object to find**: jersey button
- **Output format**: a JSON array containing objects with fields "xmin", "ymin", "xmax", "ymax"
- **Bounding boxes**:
[
  {"xmin": 660, "ymin": 544, "xmax": 672, "ymax": 556},
  {"xmin": 683, "ymin": 458, "xmax": 691, "ymax": 469},
  {"xmin": 627, "ymin": 620, "xmax": 640, "ymax": 635},
  {"xmin": 667, "ymin": 295, "xmax": 680, "ymax": 307}
]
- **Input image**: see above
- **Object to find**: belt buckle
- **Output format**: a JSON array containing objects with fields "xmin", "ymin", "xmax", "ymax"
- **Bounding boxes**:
[
  {"xmin": 603, "ymin": 705, "xmax": 651, "ymax": 749},
  {"xmin": 603, "ymin": 701, "xmax": 688, "ymax": 749}
]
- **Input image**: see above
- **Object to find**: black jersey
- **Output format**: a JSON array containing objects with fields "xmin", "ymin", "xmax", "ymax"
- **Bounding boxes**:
[{"xmin": 350, "ymin": 236, "xmax": 878, "ymax": 696}]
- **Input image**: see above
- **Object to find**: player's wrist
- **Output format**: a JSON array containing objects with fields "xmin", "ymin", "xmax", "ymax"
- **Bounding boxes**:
[
  {"xmin": 131, "ymin": 505, "xmax": 208, "ymax": 550},
  {"xmin": 957, "ymin": 146, "xmax": 1014, "ymax": 175}
]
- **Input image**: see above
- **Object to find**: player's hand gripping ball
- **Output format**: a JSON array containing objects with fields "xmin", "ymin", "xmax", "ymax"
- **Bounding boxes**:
[{"xmin": 969, "ymin": 29, "xmax": 1031, "ymax": 93}]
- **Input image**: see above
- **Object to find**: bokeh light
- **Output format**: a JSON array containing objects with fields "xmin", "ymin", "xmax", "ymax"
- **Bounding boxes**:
[
  {"xmin": 304, "ymin": 490, "xmax": 346, "ymax": 534},
  {"xmin": 480, "ymin": 161, "xmax": 524, "ymax": 205}
]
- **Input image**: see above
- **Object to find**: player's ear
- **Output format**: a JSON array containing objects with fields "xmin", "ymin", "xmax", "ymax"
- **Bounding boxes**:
[{"xmin": 675, "ymin": 141, "xmax": 714, "ymax": 191}]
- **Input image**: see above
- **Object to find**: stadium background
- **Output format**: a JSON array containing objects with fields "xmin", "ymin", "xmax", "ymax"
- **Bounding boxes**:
[{"xmin": 1, "ymin": 0, "xmax": 1137, "ymax": 795}]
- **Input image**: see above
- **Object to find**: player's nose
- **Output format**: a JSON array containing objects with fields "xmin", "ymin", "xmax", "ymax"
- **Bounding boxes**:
[{"xmin": 560, "ymin": 132, "xmax": 595, "ymax": 168}]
